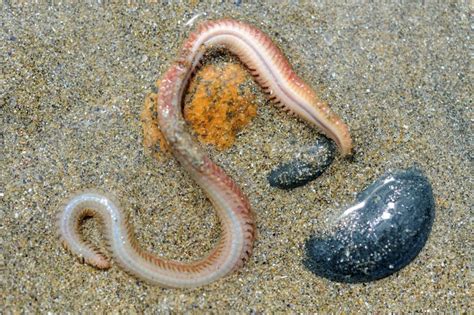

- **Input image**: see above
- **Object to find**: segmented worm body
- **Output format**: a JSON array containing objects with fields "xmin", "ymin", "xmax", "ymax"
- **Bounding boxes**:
[{"xmin": 57, "ymin": 19, "xmax": 352, "ymax": 288}]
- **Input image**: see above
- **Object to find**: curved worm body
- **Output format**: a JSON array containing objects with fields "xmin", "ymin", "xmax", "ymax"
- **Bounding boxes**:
[{"xmin": 57, "ymin": 19, "xmax": 351, "ymax": 288}]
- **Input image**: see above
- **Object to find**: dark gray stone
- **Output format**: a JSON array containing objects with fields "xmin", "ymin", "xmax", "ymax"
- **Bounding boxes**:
[
  {"xmin": 304, "ymin": 168, "xmax": 435, "ymax": 283},
  {"xmin": 267, "ymin": 137, "xmax": 335, "ymax": 189}
]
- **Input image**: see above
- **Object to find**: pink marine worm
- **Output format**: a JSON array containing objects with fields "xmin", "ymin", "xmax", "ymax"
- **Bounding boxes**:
[{"xmin": 57, "ymin": 19, "xmax": 352, "ymax": 288}]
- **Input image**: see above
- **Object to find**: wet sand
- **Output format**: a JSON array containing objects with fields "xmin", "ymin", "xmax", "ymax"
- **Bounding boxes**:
[{"xmin": 2, "ymin": 2, "xmax": 471, "ymax": 312}]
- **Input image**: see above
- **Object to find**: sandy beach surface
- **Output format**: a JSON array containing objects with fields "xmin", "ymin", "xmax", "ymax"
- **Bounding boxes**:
[{"xmin": 2, "ymin": 1, "xmax": 471, "ymax": 312}]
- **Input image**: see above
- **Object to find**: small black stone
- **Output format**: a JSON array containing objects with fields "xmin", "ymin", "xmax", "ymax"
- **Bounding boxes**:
[
  {"xmin": 303, "ymin": 168, "xmax": 435, "ymax": 283},
  {"xmin": 267, "ymin": 137, "xmax": 335, "ymax": 189}
]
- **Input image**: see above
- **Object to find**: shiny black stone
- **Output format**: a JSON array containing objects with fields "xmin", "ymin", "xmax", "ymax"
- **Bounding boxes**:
[
  {"xmin": 267, "ymin": 137, "xmax": 335, "ymax": 189},
  {"xmin": 304, "ymin": 168, "xmax": 435, "ymax": 283}
]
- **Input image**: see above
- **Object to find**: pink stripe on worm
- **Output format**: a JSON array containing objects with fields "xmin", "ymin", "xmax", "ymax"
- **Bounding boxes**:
[{"xmin": 57, "ymin": 19, "xmax": 352, "ymax": 288}]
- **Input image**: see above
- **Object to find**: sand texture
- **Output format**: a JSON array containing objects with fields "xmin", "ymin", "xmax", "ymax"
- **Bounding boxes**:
[{"xmin": 1, "ymin": 1, "xmax": 472, "ymax": 312}]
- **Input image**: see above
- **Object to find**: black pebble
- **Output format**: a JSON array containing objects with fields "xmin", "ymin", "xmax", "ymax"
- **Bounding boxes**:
[
  {"xmin": 303, "ymin": 168, "xmax": 435, "ymax": 283},
  {"xmin": 267, "ymin": 137, "xmax": 335, "ymax": 189}
]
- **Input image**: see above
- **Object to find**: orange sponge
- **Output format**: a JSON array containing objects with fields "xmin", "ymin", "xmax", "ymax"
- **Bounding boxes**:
[
  {"xmin": 183, "ymin": 62, "xmax": 257, "ymax": 149},
  {"xmin": 141, "ymin": 62, "xmax": 257, "ymax": 157}
]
